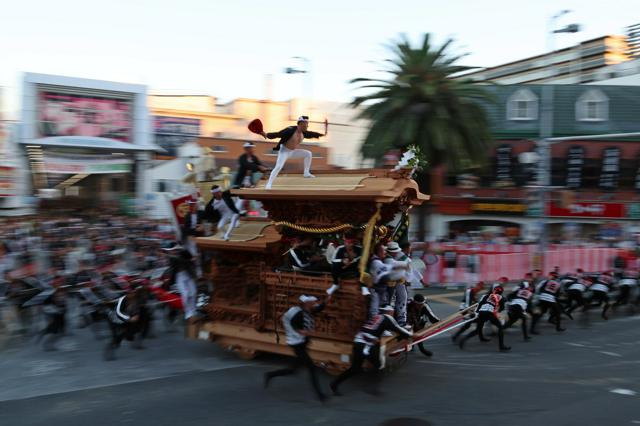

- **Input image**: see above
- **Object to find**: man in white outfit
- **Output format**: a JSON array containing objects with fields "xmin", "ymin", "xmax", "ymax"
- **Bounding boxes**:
[
  {"xmin": 385, "ymin": 241, "xmax": 412, "ymax": 326},
  {"xmin": 261, "ymin": 116, "xmax": 328, "ymax": 189},
  {"xmin": 166, "ymin": 246, "xmax": 198, "ymax": 321},
  {"xmin": 203, "ymin": 185, "xmax": 245, "ymax": 241}
]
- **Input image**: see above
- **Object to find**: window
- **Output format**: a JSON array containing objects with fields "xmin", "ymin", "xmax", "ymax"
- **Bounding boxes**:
[
  {"xmin": 211, "ymin": 145, "xmax": 227, "ymax": 153},
  {"xmin": 111, "ymin": 177, "xmax": 121, "ymax": 192},
  {"xmin": 576, "ymin": 89, "xmax": 608, "ymax": 121},
  {"xmin": 506, "ymin": 89, "xmax": 538, "ymax": 121}
]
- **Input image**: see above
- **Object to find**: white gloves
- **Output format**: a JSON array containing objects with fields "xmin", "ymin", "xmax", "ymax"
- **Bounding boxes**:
[{"xmin": 326, "ymin": 283, "xmax": 340, "ymax": 295}]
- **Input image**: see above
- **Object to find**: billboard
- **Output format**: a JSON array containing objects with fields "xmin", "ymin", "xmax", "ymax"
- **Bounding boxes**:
[
  {"xmin": 154, "ymin": 116, "xmax": 200, "ymax": 156},
  {"xmin": 548, "ymin": 202, "xmax": 625, "ymax": 218},
  {"xmin": 38, "ymin": 91, "xmax": 132, "ymax": 142}
]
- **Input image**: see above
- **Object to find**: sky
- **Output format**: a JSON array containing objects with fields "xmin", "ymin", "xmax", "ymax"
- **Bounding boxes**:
[{"xmin": 0, "ymin": 0, "xmax": 638, "ymax": 118}]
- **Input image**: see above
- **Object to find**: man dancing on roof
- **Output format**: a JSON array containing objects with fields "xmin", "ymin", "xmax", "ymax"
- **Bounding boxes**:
[{"xmin": 260, "ymin": 116, "xmax": 328, "ymax": 189}]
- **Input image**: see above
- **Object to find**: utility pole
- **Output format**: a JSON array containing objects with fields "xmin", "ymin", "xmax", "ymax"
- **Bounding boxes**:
[{"xmin": 536, "ymin": 10, "xmax": 581, "ymax": 270}]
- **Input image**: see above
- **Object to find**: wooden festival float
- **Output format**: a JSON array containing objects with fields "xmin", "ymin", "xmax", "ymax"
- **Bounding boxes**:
[{"xmin": 192, "ymin": 168, "xmax": 474, "ymax": 373}]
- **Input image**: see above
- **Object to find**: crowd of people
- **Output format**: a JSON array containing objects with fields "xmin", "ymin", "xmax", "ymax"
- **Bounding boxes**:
[
  {"xmin": 266, "ymin": 230, "xmax": 640, "ymax": 401},
  {"xmin": 4, "ymin": 206, "xmax": 640, "ymax": 402},
  {"xmin": 0, "ymin": 212, "xmax": 210, "ymax": 358}
]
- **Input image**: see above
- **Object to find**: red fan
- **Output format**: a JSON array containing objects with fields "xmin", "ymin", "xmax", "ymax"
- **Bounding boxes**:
[{"xmin": 248, "ymin": 118, "xmax": 264, "ymax": 135}]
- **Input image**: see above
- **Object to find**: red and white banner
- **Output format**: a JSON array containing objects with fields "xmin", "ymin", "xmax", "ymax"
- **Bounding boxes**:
[
  {"xmin": 420, "ymin": 247, "xmax": 628, "ymax": 286},
  {"xmin": 170, "ymin": 194, "xmax": 195, "ymax": 226},
  {"xmin": 548, "ymin": 202, "xmax": 625, "ymax": 218}
]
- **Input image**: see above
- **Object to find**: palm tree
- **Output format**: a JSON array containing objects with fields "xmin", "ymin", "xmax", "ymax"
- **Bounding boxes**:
[{"xmin": 351, "ymin": 33, "xmax": 494, "ymax": 240}]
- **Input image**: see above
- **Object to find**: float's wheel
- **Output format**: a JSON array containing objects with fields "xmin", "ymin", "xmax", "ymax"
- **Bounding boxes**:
[
  {"xmin": 323, "ymin": 364, "xmax": 347, "ymax": 376},
  {"xmin": 384, "ymin": 350, "xmax": 409, "ymax": 374},
  {"xmin": 234, "ymin": 347, "xmax": 259, "ymax": 360}
]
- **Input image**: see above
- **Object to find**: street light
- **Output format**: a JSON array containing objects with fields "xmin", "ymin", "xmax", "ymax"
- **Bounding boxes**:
[
  {"xmin": 284, "ymin": 56, "xmax": 313, "ymax": 117},
  {"xmin": 536, "ymin": 10, "xmax": 581, "ymax": 270}
]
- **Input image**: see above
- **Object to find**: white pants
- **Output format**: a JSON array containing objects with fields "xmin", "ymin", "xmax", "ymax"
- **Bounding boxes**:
[
  {"xmin": 217, "ymin": 199, "xmax": 243, "ymax": 240},
  {"xmin": 186, "ymin": 238, "xmax": 198, "ymax": 257},
  {"xmin": 218, "ymin": 214, "xmax": 239, "ymax": 240},
  {"xmin": 394, "ymin": 285, "xmax": 408, "ymax": 326},
  {"xmin": 176, "ymin": 271, "xmax": 197, "ymax": 320},
  {"xmin": 265, "ymin": 146, "xmax": 313, "ymax": 189}
]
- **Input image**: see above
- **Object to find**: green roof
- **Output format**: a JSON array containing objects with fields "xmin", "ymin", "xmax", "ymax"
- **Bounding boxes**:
[{"xmin": 479, "ymin": 85, "xmax": 640, "ymax": 140}]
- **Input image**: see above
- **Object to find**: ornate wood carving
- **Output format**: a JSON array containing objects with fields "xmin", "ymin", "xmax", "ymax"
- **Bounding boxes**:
[
  {"xmin": 261, "ymin": 200, "xmax": 377, "ymax": 226},
  {"xmin": 262, "ymin": 271, "xmax": 367, "ymax": 343}
]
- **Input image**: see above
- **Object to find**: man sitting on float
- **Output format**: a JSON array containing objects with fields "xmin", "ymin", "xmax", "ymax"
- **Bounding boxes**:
[
  {"xmin": 286, "ymin": 236, "xmax": 331, "ymax": 274},
  {"xmin": 330, "ymin": 233, "xmax": 363, "ymax": 286}
]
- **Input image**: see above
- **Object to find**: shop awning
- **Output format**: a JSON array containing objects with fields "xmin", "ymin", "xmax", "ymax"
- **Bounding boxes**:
[{"xmin": 21, "ymin": 136, "xmax": 166, "ymax": 153}]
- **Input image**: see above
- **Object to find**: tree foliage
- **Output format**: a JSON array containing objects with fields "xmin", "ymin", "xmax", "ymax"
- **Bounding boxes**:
[{"xmin": 352, "ymin": 34, "xmax": 494, "ymax": 171}]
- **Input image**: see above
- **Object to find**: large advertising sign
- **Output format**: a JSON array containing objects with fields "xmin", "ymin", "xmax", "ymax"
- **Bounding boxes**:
[
  {"xmin": 154, "ymin": 116, "xmax": 200, "ymax": 156},
  {"xmin": 38, "ymin": 91, "xmax": 132, "ymax": 142},
  {"xmin": 548, "ymin": 202, "xmax": 625, "ymax": 218}
]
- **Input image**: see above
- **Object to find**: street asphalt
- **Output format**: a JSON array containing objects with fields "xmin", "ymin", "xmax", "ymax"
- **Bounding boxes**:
[{"xmin": 1, "ymin": 290, "xmax": 639, "ymax": 426}]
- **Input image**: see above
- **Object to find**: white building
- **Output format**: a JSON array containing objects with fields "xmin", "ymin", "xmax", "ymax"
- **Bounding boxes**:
[{"xmin": 16, "ymin": 73, "xmax": 163, "ymax": 213}]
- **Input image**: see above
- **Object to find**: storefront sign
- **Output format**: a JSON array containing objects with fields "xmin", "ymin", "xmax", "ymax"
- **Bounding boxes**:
[
  {"xmin": 0, "ymin": 166, "xmax": 15, "ymax": 196},
  {"xmin": 628, "ymin": 203, "xmax": 640, "ymax": 219},
  {"xmin": 457, "ymin": 173, "xmax": 479, "ymax": 189},
  {"xmin": 154, "ymin": 116, "xmax": 201, "ymax": 156},
  {"xmin": 494, "ymin": 144, "xmax": 514, "ymax": 187},
  {"xmin": 38, "ymin": 91, "xmax": 132, "ymax": 142},
  {"xmin": 635, "ymin": 154, "xmax": 640, "ymax": 194},
  {"xmin": 471, "ymin": 202, "xmax": 527, "ymax": 215},
  {"xmin": 599, "ymin": 147, "xmax": 620, "ymax": 191},
  {"xmin": 548, "ymin": 202, "xmax": 625, "ymax": 218},
  {"xmin": 566, "ymin": 146, "xmax": 584, "ymax": 189},
  {"xmin": 43, "ymin": 159, "xmax": 132, "ymax": 174}
]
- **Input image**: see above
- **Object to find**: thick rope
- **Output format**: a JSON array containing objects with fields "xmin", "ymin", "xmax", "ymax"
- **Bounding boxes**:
[
  {"xmin": 358, "ymin": 203, "xmax": 383, "ymax": 284},
  {"xmin": 271, "ymin": 221, "xmax": 365, "ymax": 234}
]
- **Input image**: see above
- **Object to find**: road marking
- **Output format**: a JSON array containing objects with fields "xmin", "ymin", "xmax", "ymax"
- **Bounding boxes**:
[
  {"xmin": 417, "ymin": 360, "xmax": 516, "ymax": 369},
  {"xmin": 610, "ymin": 388, "xmax": 637, "ymax": 396},
  {"xmin": 0, "ymin": 363, "xmax": 254, "ymax": 403},
  {"xmin": 426, "ymin": 292, "xmax": 464, "ymax": 307},
  {"xmin": 600, "ymin": 351, "xmax": 622, "ymax": 357}
]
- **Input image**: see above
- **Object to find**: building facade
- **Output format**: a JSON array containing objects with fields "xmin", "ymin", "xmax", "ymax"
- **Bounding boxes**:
[
  {"xmin": 461, "ymin": 35, "xmax": 630, "ymax": 84},
  {"xmin": 417, "ymin": 85, "xmax": 640, "ymax": 242},
  {"xmin": 148, "ymin": 94, "xmax": 369, "ymax": 169},
  {"xmin": 17, "ymin": 73, "xmax": 161, "ymax": 211}
]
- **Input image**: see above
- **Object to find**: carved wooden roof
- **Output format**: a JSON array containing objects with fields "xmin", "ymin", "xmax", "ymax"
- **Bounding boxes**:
[
  {"xmin": 232, "ymin": 169, "xmax": 430, "ymax": 205},
  {"xmin": 228, "ymin": 169, "xmax": 430, "ymax": 227},
  {"xmin": 196, "ymin": 220, "xmax": 281, "ymax": 252}
]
